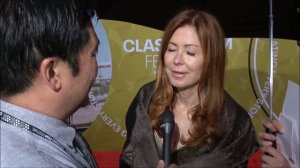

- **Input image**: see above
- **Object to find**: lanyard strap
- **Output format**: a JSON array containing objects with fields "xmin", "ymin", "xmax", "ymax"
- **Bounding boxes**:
[{"xmin": 0, "ymin": 111, "xmax": 88, "ymax": 168}]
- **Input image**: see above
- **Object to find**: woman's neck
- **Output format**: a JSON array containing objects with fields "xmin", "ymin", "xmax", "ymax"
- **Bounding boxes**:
[{"xmin": 175, "ymin": 88, "xmax": 199, "ymax": 110}]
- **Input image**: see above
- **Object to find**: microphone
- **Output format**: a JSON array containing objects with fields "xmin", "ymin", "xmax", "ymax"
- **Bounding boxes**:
[{"xmin": 160, "ymin": 110, "xmax": 175, "ymax": 167}]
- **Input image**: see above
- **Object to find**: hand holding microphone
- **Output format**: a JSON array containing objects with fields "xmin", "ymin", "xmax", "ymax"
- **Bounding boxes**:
[{"xmin": 160, "ymin": 110, "xmax": 175, "ymax": 168}]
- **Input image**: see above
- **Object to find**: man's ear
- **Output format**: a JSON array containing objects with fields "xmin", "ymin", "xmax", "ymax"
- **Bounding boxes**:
[{"xmin": 40, "ymin": 57, "xmax": 62, "ymax": 92}]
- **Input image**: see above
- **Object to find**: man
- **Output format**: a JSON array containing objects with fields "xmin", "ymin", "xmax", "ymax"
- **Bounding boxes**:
[{"xmin": 0, "ymin": 0, "xmax": 99, "ymax": 167}]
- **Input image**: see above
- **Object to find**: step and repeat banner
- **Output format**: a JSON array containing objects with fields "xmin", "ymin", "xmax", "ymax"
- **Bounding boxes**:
[{"xmin": 70, "ymin": 18, "xmax": 299, "ymax": 164}]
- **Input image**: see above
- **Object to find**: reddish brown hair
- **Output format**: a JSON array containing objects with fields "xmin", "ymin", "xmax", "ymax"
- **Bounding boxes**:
[{"xmin": 149, "ymin": 9, "xmax": 226, "ymax": 146}]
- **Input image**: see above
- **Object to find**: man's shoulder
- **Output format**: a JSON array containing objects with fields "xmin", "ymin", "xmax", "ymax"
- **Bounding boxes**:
[
  {"xmin": 1, "ymin": 150, "xmax": 53, "ymax": 167},
  {"xmin": 0, "ymin": 123, "xmax": 72, "ymax": 167},
  {"xmin": 0, "ymin": 129, "xmax": 52, "ymax": 167}
]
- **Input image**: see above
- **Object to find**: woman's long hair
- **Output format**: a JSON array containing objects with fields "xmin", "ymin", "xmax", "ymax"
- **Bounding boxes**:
[{"xmin": 149, "ymin": 9, "xmax": 226, "ymax": 147}]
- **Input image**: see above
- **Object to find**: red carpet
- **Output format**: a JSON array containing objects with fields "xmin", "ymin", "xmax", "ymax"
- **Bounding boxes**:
[
  {"xmin": 93, "ymin": 151, "xmax": 121, "ymax": 168},
  {"xmin": 93, "ymin": 150, "xmax": 262, "ymax": 168}
]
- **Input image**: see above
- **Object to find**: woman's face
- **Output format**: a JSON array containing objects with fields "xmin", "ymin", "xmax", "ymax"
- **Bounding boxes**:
[{"xmin": 164, "ymin": 25, "xmax": 204, "ymax": 92}]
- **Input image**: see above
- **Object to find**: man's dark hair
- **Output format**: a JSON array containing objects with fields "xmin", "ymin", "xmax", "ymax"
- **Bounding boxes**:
[{"xmin": 0, "ymin": 0, "xmax": 96, "ymax": 97}]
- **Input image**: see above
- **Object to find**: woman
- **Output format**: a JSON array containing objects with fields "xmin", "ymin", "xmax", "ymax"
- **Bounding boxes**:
[{"xmin": 120, "ymin": 9, "xmax": 258, "ymax": 167}]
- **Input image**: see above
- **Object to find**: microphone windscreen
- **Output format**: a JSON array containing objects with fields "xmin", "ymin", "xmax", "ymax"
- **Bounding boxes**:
[{"xmin": 161, "ymin": 110, "xmax": 174, "ymax": 125}]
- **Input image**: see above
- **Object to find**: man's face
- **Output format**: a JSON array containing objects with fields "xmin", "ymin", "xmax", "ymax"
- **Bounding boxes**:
[{"xmin": 62, "ymin": 22, "xmax": 99, "ymax": 112}]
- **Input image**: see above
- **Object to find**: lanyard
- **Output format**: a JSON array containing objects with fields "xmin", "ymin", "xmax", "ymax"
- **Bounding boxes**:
[{"xmin": 0, "ymin": 110, "xmax": 89, "ymax": 168}]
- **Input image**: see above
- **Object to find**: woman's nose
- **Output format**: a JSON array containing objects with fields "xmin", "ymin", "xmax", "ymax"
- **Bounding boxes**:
[{"xmin": 174, "ymin": 51, "xmax": 183, "ymax": 65}]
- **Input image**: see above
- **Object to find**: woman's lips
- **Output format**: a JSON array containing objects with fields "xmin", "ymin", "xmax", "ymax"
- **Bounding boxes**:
[{"xmin": 172, "ymin": 70, "xmax": 186, "ymax": 78}]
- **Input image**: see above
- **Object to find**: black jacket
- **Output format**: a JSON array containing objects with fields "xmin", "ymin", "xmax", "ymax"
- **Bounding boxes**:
[{"xmin": 120, "ymin": 81, "xmax": 258, "ymax": 168}]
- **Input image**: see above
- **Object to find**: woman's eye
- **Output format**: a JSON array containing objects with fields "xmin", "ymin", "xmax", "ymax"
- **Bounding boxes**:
[
  {"xmin": 167, "ymin": 48, "xmax": 176, "ymax": 52},
  {"xmin": 187, "ymin": 52, "xmax": 195, "ymax": 56}
]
